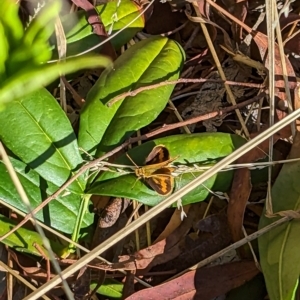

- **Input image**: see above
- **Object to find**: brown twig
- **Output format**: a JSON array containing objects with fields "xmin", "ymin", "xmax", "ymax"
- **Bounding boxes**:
[
  {"xmin": 107, "ymin": 78, "xmax": 265, "ymax": 106},
  {"xmin": 62, "ymin": 77, "xmax": 85, "ymax": 107},
  {"xmin": 33, "ymin": 243, "xmax": 51, "ymax": 282},
  {"xmin": 128, "ymin": 93, "xmax": 265, "ymax": 138},
  {"xmin": 0, "ymin": 93, "xmax": 265, "ymax": 242}
]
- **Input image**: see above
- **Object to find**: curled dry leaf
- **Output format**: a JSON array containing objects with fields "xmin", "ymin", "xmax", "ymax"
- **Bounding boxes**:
[
  {"xmin": 72, "ymin": 266, "xmax": 91, "ymax": 300},
  {"xmin": 153, "ymin": 204, "xmax": 192, "ymax": 243},
  {"xmin": 8, "ymin": 250, "xmax": 55, "ymax": 283},
  {"xmin": 227, "ymin": 0, "xmax": 248, "ymax": 42},
  {"xmin": 258, "ymin": 13, "xmax": 300, "ymax": 56}
]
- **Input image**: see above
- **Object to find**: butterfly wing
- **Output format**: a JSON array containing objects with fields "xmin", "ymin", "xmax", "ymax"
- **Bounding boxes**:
[
  {"xmin": 145, "ymin": 145, "xmax": 170, "ymax": 165},
  {"xmin": 145, "ymin": 168, "xmax": 175, "ymax": 196}
]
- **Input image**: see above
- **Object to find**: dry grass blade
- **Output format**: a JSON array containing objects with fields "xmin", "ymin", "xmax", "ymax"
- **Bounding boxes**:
[
  {"xmin": 0, "ymin": 142, "xmax": 73, "ymax": 298},
  {"xmin": 0, "ymin": 94, "xmax": 262, "ymax": 248},
  {"xmin": 206, "ymin": 0, "xmax": 297, "ymax": 94},
  {"xmin": 190, "ymin": 1, "xmax": 250, "ymax": 137},
  {"xmin": 265, "ymin": 0, "xmax": 276, "ymax": 216},
  {"xmin": 54, "ymin": 17, "xmax": 67, "ymax": 112},
  {"xmin": 0, "ymin": 261, "xmax": 51, "ymax": 300}
]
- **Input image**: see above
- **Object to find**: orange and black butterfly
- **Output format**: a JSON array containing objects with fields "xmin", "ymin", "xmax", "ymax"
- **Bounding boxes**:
[{"xmin": 128, "ymin": 145, "xmax": 177, "ymax": 196}]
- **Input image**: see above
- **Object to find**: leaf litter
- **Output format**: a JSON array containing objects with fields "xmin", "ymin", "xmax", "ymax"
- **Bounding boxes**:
[{"xmin": 3, "ymin": 0, "xmax": 300, "ymax": 299}]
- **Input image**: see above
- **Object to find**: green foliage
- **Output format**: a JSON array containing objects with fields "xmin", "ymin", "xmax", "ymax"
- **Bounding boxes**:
[
  {"xmin": 0, "ymin": 0, "xmax": 147, "ymax": 245},
  {"xmin": 89, "ymin": 133, "xmax": 246, "ymax": 206},
  {"xmin": 0, "ymin": 89, "xmax": 85, "ymax": 193},
  {"xmin": 53, "ymin": 0, "xmax": 145, "ymax": 56},
  {"xmin": 0, "ymin": 214, "xmax": 65, "ymax": 257},
  {"xmin": 0, "ymin": 0, "xmax": 111, "ymax": 106},
  {"xmin": 0, "ymin": 0, "xmax": 248, "ymax": 260},
  {"xmin": 0, "ymin": 139, "xmax": 93, "ymax": 234},
  {"xmin": 259, "ymin": 158, "xmax": 300, "ymax": 300},
  {"xmin": 90, "ymin": 278, "xmax": 123, "ymax": 299},
  {"xmin": 78, "ymin": 36, "xmax": 185, "ymax": 156}
]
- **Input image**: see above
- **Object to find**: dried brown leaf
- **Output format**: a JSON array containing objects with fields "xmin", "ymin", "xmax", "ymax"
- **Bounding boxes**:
[{"xmin": 125, "ymin": 261, "xmax": 259, "ymax": 300}]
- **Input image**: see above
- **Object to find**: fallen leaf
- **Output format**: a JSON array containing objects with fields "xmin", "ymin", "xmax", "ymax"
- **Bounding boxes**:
[
  {"xmin": 161, "ymin": 213, "xmax": 232, "ymax": 274},
  {"xmin": 125, "ymin": 260, "xmax": 259, "ymax": 300},
  {"xmin": 113, "ymin": 204, "xmax": 201, "ymax": 273},
  {"xmin": 228, "ymin": 131, "xmax": 286, "ymax": 255},
  {"xmin": 153, "ymin": 204, "xmax": 191, "ymax": 243}
]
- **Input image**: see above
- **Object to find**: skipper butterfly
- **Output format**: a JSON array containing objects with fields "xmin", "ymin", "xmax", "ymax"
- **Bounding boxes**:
[{"xmin": 127, "ymin": 145, "xmax": 177, "ymax": 196}]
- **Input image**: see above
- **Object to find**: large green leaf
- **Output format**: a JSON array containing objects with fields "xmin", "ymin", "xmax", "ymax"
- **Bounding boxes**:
[
  {"xmin": 258, "ymin": 133, "xmax": 300, "ymax": 300},
  {"xmin": 0, "ymin": 88, "xmax": 85, "ymax": 194},
  {"xmin": 53, "ymin": 0, "xmax": 144, "ymax": 56},
  {"xmin": 0, "ymin": 157, "xmax": 93, "ymax": 234},
  {"xmin": 78, "ymin": 37, "xmax": 185, "ymax": 156},
  {"xmin": 88, "ymin": 133, "xmax": 246, "ymax": 206},
  {"xmin": 0, "ymin": 214, "xmax": 65, "ymax": 257}
]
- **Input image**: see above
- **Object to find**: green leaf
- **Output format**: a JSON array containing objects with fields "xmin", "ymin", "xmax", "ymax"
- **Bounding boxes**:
[
  {"xmin": 54, "ymin": 0, "xmax": 144, "ymax": 57},
  {"xmin": 6, "ymin": 1, "xmax": 62, "ymax": 74},
  {"xmin": 99, "ymin": 0, "xmax": 145, "ymax": 49},
  {"xmin": 88, "ymin": 133, "xmax": 246, "ymax": 206},
  {"xmin": 0, "ymin": 0, "xmax": 23, "ymax": 82},
  {"xmin": 91, "ymin": 278, "xmax": 123, "ymax": 299},
  {"xmin": 24, "ymin": 1, "xmax": 61, "ymax": 46},
  {"xmin": 0, "ymin": 0, "xmax": 23, "ymax": 49},
  {"xmin": 0, "ymin": 22, "xmax": 8, "ymax": 80},
  {"xmin": 5, "ymin": 1, "xmax": 62, "ymax": 76},
  {"xmin": 0, "ymin": 213, "xmax": 65, "ymax": 257},
  {"xmin": 0, "ymin": 55, "xmax": 112, "ymax": 106},
  {"xmin": 0, "ymin": 0, "xmax": 112, "ymax": 107},
  {"xmin": 7, "ymin": 44, "xmax": 49, "ymax": 77},
  {"xmin": 258, "ymin": 134, "xmax": 300, "ymax": 300},
  {"xmin": 0, "ymin": 88, "xmax": 85, "ymax": 194},
  {"xmin": 0, "ymin": 156, "xmax": 93, "ymax": 234},
  {"xmin": 78, "ymin": 37, "xmax": 185, "ymax": 156}
]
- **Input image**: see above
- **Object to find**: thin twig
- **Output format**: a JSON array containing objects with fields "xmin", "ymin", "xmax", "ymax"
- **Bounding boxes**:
[
  {"xmin": 62, "ymin": 76, "xmax": 85, "ymax": 107},
  {"xmin": 189, "ymin": 1, "xmax": 250, "ymax": 137},
  {"xmin": 107, "ymin": 78, "xmax": 264, "ymax": 106},
  {"xmin": 33, "ymin": 243, "xmax": 51, "ymax": 282},
  {"xmin": 55, "ymin": 17, "xmax": 67, "ymax": 113},
  {"xmin": 0, "ymin": 261, "xmax": 51, "ymax": 300}
]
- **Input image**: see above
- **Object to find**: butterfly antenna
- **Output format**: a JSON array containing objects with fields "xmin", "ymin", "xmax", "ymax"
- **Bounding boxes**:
[
  {"xmin": 126, "ymin": 153, "xmax": 143, "ymax": 189},
  {"xmin": 126, "ymin": 153, "xmax": 139, "ymax": 168}
]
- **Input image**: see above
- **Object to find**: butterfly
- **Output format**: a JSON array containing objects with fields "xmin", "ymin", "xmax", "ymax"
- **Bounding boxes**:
[{"xmin": 127, "ymin": 145, "xmax": 177, "ymax": 196}]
